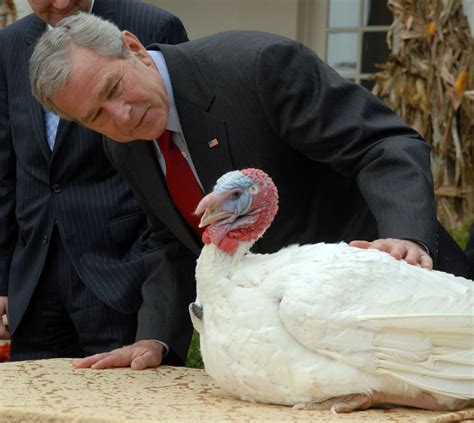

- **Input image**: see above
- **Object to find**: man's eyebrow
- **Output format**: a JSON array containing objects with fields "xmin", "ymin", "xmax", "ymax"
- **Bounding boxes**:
[{"xmin": 81, "ymin": 74, "xmax": 116, "ymax": 123}]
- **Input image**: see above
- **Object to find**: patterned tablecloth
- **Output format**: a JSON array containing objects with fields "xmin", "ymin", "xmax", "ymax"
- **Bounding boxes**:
[{"xmin": 0, "ymin": 358, "xmax": 472, "ymax": 422}]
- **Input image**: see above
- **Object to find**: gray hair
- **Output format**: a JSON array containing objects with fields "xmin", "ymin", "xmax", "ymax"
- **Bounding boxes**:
[{"xmin": 29, "ymin": 12, "xmax": 129, "ymax": 118}]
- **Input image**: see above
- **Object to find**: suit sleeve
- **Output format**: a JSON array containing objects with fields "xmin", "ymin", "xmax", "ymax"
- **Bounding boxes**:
[
  {"xmin": 254, "ymin": 40, "xmax": 437, "ymax": 253},
  {"xmin": 136, "ymin": 211, "xmax": 196, "ymax": 365},
  {"xmin": 0, "ymin": 34, "xmax": 18, "ymax": 296},
  {"xmin": 102, "ymin": 140, "xmax": 195, "ymax": 365},
  {"xmin": 125, "ymin": 1, "xmax": 189, "ymax": 46},
  {"xmin": 154, "ymin": 13, "xmax": 188, "ymax": 45}
]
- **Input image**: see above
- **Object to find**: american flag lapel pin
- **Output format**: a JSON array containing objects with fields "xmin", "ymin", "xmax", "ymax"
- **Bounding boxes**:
[{"xmin": 208, "ymin": 138, "xmax": 219, "ymax": 148}]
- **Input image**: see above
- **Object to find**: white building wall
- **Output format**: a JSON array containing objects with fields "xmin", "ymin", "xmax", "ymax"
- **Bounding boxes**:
[
  {"xmin": 146, "ymin": 0, "xmax": 299, "ymax": 41},
  {"xmin": 13, "ymin": 0, "xmax": 30, "ymax": 18}
]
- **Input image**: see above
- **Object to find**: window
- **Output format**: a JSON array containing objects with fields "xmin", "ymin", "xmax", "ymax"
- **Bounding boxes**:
[{"xmin": 325, "ymin": 0, "xmax": 393, "ymax": 90}]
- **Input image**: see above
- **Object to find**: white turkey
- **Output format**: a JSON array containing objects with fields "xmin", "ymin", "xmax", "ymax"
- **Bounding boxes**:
[{"xmin": 190, "ymin": 168, "xmax": 474, "ymax": 413}]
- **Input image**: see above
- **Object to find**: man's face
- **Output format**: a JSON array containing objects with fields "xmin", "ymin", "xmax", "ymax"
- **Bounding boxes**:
[
  {"xmin": 28, "ymin": 0, "xmax": 92, "ymax": 27},
  {"xmin": 51, "ymin": 32, "xmax": 169, "ymax": 143}
]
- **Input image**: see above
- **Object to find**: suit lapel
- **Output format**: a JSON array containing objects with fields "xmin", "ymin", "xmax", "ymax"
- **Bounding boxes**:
[
  {"xmin": 159, "ymin": 44, "xmax": 235, "ymax": 194},
  {"xmin": 50, "ymin": 119, "xmax": 73, "ymax": 160},
  {"xmin": 24, "ymin": 18, "xmax": 52, "ymax": 161},
  {"xmin": 117, "ymin": 141, "xmax": 202, "ymax": 255},
  {"xmin": 177, "ymin": 99, "xmax": 233, "ymax": 194}
]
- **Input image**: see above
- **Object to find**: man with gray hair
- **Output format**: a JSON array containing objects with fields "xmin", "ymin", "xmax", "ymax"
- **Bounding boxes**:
[
  {"xmin": 30, "ymin": 11, "xmax": 471, "ymax": 369},
  {"xmin": 0, "ymin": 0, "xmax": 189, "ymax": 368}
]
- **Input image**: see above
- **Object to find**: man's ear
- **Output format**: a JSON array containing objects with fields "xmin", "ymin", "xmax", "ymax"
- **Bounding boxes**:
[{"xmin": 122, "ymin": 31, "xmax": 153, "ymax": 65}]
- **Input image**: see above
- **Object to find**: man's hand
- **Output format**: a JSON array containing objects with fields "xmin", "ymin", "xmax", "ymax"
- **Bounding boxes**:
[
  {"xmin": 0, "ymin": 296, "xmax": 8, "ymax": 338},
  {"xmin": 349, "ymin": 238, "xmax": 433, "ymax": 270},
  {"xmin": 72, "ymin": 339, "xmax": 164, "ymax": 370}
]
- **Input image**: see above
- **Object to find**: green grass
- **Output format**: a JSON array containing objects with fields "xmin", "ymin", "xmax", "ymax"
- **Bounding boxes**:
[
  {"xmin": 184, "ymin": 218, "xmax": 473, "ymax": 369},
  {"xmin": 185, "ymin": 330, "xmax": 203, "ymax": 369},
  {"xmin": 449, "ymin": 216, "xmax": 473, "ymax": 250}
]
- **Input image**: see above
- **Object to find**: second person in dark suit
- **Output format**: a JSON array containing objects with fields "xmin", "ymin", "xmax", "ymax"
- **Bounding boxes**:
[{"xmin": 0, "ymin": 0, "xmax": 188, "ymax": 365}]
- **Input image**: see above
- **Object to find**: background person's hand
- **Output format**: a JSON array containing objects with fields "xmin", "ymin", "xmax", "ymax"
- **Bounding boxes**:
[
  {"xmin": 349, "ymin": 238, "xmax": 433, "ymax": 269},
  {"xmin": 0, "ymin": 296, "xmax": 8, "ymax": 338},
  {"xmin": 72, "ymin": 339, "xmax": 164, "ymax": 370}
]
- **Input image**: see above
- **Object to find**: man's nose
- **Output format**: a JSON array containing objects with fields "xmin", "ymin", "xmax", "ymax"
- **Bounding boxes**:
[
  {"xmin": 51, "ymin": 0, "xmax": 72, "ymax": 9},
  {"xmin": 105, "ymin": 101, "xmax": 132, "ymax": 126}
]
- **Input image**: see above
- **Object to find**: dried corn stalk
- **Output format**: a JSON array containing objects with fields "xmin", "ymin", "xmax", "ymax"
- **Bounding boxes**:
[
  {"xmin": 0, "ymin": 0, "xmax": 16, "ymax": 28},
  {"xmin": 372, "ymin": 0, "xmax": 473, "ymax": 228}
]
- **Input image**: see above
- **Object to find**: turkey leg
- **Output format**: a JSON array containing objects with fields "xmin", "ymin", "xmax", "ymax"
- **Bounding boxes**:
[{"xmin": 293, "ymin": 391, "xmax": 470, "ymax": 413}]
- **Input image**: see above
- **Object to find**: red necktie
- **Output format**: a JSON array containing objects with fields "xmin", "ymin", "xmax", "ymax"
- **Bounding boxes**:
[{"xmin": 157, "ymin": 130, "xmax": 204, "ymax": 235}]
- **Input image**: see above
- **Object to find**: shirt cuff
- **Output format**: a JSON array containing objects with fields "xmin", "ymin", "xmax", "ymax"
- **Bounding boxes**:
[
  {"xmin": 151, "ymin": 339, "xmax": 169, "ymax": 357},
  {"xmin": 405, "ymin": 239, "xmax": 431, "ymax": 256}
]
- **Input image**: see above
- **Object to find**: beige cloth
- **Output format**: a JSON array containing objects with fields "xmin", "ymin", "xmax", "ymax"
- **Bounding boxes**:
[{"xmin": 0, "ymin": 359, "xmax": 472, "ymax": 422}]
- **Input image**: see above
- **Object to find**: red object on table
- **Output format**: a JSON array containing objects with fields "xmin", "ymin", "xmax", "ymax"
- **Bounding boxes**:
[{"xmin": 0, "ymin": 342, "xmax": 10, "ymax": 362}]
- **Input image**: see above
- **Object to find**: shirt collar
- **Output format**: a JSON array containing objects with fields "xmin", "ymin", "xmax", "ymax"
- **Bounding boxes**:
[{"xmin": 148, "ymin": 50, "xmax": 182, "ymax": 135}]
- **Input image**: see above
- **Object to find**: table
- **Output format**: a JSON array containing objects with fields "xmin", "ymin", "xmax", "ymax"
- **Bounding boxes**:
[{"xmin": 0, "ymin": 359, "xmax": 472, "ymax": 422}]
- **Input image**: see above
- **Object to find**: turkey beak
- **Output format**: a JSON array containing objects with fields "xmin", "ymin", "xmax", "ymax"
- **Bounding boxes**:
[
  {"xmin": 198, "ymin": 208, "xmax": 231, "ymax": 228},
  {"xmin": 195, "ymin": 190, "xmax": 241, "ymax": 228}
]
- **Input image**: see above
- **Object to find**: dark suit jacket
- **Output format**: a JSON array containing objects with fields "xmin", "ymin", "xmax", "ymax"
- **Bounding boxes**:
[
  {"xmin": 105, "ymin": 31, "xmax": 471, "ymax": 362},
  {"xmin": 466, "ymin": 224, "xmax": 474, "ymax": 280},
  {"xmin": 0, "ymin": 0, "xmax": 188, "ymax": 339}
]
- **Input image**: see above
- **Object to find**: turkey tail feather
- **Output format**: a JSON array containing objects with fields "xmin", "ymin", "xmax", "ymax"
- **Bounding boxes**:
[
  {"xmin": 357, "ymin": 315, "xmax": 474, "ymax": 335},
  {"xmin": 361, "ymin": 314, "xmax": 474, "ymax": 399}
]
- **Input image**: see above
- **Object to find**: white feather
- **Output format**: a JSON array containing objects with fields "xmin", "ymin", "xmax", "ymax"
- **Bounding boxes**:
[{"xmin": 194, "ymin": 241, "xmax": 474, "ymax": 406}]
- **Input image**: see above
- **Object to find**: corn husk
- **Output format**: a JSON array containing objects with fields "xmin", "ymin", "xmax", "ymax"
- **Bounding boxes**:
[
  {"xmin": 372, "ymin": 0, "xmax": 474, "ymax": 228},
  {"xmin": 0, "ymin": 0, "xmax": 16, "ymax": 28}
]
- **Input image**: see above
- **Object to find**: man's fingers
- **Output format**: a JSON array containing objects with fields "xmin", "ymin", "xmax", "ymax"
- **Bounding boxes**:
[
  {"xmin": 420, "ymin": 253, "xmax": 433, "ymax": 270},
  {"xmin": 350, "ymin": 238, "xmax": 433, "ymax": 270},
  {"xmin": 130, "ymin": 349, "xmax": 162, "ymax": 370},
  {"xmin": 349, "ymin": 240, "xmax": 372, "ymax": 249},
  {"xmin": 73, "ymin": 349, "xmax": 131, "ymax": 369},
  {"xmin": 91, "ymin": 351, "xmax": 133, "ymax": 369},
  {"xmin": 403, "ymin": 242, "xmax": 432, "ymax": 268},
  {"xmin": 130, "ymin": 354, "xmax": 151, "ymax": 370},
  {"xmin": 70, "ymin": 340, "xmax": 163, "ymax": 370},
  {"xmin": 130, "ymin": 341, "xmax": 163, "ymax": 370},
  {"xmin": 404, "ymin": 247, "xmax": 420, "ymax": 265},
  {"xmin": 371, "ymin": 240, "xmax": 391, "ymax": 254},
  {"xmin": 387, "ymin": 243, "xmax": 407, "ymax": 260},
  {"xmin": 72, "ymin": 352, "xmax": 108, "ymax": 368},
  {"xmin": 130, "ymin": 357, "xmax": 146, "ymax": 371}
]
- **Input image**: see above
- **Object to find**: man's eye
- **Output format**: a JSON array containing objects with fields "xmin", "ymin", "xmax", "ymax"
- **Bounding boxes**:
[
  {"xmin": 110, "ymin": 80, "xmax": 122, "ymax": 98},
  {"xmin": 91, "ymin": 111, "xmax": 99, "ymax": 123},
  {"xmin": 90, "ymin": 109, "xmax": 103, "ymax": 125}
]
